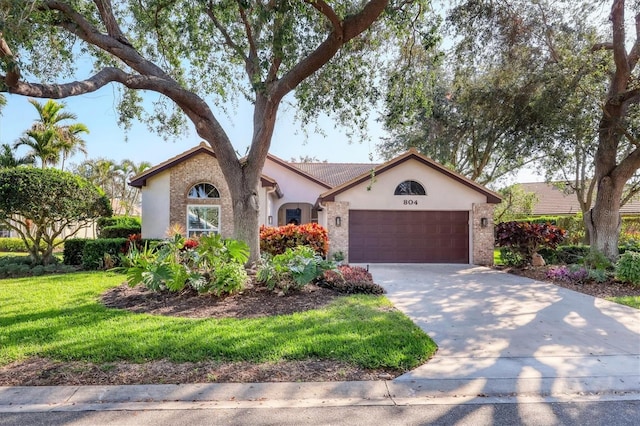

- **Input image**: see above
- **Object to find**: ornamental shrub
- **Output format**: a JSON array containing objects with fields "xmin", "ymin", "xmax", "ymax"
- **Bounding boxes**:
[
  {"xmin": 322, "ymin": 265, "xmax": 385, "ymax": 295},
  {"xmin": 0, "ymin": 255, "xmax": 76, "ymax": 278},
  {"xmin": 615, "ymin": 251, "xmax": 640, "ymax": 287},
  {"xmin": 495, "ymin": 221, "xmax": 566, "ymax": 265},
  {"xmin": 260, "ymin": 223, "xmax": 329, "ymax": 257},
  {"xmin": 546, "ymin": 265, "xmax": 589, "ymax": 283},
  {"xmin": 499, "ymin": 247, "xmax": 524, "ymax": 267},
  {"xmin": 121, "ymin": 233, "xmax": 249, "ymax": 295},
  {"xmin": 257, "ymin": 245, "xmax": 335, "ymax": 294},
  {"xmin": 556, "ymin": 245, "xmax": 590, "ymax": 264}
]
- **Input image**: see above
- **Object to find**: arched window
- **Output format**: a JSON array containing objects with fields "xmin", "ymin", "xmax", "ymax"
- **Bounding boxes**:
[
  {"xmin": 394, "ymin": 180, "xmax": 426, "ymax": 196},
  {"xmin": 188, "ymin": 183, "xmax": 220, "ymax": 199}
]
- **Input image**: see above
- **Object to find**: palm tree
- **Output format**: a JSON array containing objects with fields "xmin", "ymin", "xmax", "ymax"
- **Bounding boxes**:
[
  {"xmin": 0, "ymin": 143, "xmax": 35, "ymax": 168},
  {"xmin": 58, "ymin": 123, "xmax": 89, "ymax": 171},
  {"xmin": 117, "ymin": 159, "xmax": 151, "ymax": 215},
  {"xmin": 13, "ymin": 129, "xmax": 59, "ymax": 169},
  {"xmin": 73, "ymin": 158, "xmax": 150, "ymax": 215},
  {"xmin": 17, "ymin": 99, "xmax": 89, "ymax": 170}
]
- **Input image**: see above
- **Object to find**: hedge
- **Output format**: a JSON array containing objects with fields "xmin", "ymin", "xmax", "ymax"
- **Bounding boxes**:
[
  {"xmin": 0, "ymin": 238, "xmax": 31, "ymax": 252},
  {"xmin": 96, "ymin": 216, "xmax": 141, "ymax": 235},
  {"xmin": 81, "ymin": 238, "xmax": 128, "ymax": 270},
  {"xmin": 64, "ymin": 236, "xmax": 163, "ymax": 269},
  {"xmin": 63, "ymin": 239, "xmax": 89, "ymax": 265},
  {"xmin": 99, "ymin": 224, "xmax": 142, "ymax": 238},
  {"xmin": 0, "ymin": 238, "xmax": 58, "ymax": 253}
]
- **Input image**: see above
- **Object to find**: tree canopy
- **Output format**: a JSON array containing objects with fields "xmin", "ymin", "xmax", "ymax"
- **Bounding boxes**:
[
  {"xmin": 0, "ymin": 167, "xmax": 112, "ymax": 265},
  {"xmin": 381, "ymin": 0, "xmax": 609, "ymax": 186},
  {"xmin": 0, "ymin": 0, "xmax": 431, "ymax": 261}
]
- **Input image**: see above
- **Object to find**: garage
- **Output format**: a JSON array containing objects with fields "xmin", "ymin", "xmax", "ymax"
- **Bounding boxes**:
[{"xmin": 348, "ymin": 210, "xmax": 469, "ymax": 263}]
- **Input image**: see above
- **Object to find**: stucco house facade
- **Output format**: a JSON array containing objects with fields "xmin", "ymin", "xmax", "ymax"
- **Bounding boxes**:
[{"xmin": 130, "ymin": 143, "xmax": 501, "ymax": 265}]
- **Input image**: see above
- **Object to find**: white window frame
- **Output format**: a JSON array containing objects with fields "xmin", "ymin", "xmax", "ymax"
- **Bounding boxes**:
[{"xmin": 186, "ymin": 205, "xmax": 221, "ymax": 237}]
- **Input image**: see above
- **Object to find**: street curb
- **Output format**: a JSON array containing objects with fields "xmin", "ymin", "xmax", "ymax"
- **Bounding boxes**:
[{"xmin": 1, "ymin": 379, "xmax": 639, "ymax": 413}]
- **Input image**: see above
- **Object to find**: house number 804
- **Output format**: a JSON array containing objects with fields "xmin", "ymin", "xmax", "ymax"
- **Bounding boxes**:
[{"xmin": 404, "ymin": 200, "xmax": 418, "ymax": 205}]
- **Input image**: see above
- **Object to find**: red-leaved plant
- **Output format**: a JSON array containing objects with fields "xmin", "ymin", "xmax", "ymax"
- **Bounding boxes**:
[
  {"xmin": 260, "ymin": 223, "xmax": 329, "ymax": 257},
  {"xmin": 496, "ymin": 221, "xmax": 566, "ymax": 261}
]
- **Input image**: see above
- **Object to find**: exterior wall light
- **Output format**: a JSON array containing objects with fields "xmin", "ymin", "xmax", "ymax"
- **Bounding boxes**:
[
  {"xmin": 480, "ymin": 217, "xmax": 488, "ymax": 228},
  {"xmin": 335, "ymin": 216, "xmax": 342, "ymax": 227},
  {"xmin": 268, "ymin": 215, "xmax": 273, "ymax": 225}
]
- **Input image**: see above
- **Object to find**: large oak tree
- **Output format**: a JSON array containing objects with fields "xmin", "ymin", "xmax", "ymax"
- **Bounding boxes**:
[
  {"xmin": 0, "ymin": 0, "xmax": 428, "ymax": 261},
  {"xmin": 588, "ymin": 0, "xmax": 640, "ymax": 259}
]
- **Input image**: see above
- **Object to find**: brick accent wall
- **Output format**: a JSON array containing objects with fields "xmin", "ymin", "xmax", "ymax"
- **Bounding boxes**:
[
  {"xmin": 325, "ymin": 201, "xmax": 350, "ymax": 261},
  {"xmin": 472, "ymin": 203, "xmax": 496, "ymax": 265},
  {"xmin": 169, "ymin": 153, "xmax": 234, "ymax": 238}
]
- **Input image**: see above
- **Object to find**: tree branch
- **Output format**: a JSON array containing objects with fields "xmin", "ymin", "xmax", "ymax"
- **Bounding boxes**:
[
  {"xmin": 621, "ymin": 180, "xmax": 640, "ymax": 205},
  {"xmin": 627, "ymin": 10, "xmax": 639, "ymax": 71},
  {"xmin": 204, "ymin": 1, "xmax": 251, "ymax": 73},
  {"xmin": 272, "ymin": 0, "xmax": 388, "ymax": 103},
  {"xmin": 0, "ymin": 33, "xmax": 20, "ymax": 88},
  {"xmin": 43, "ymin": 1, "xmax": 170, "ymax": 79},
  {"xmin": 303, "ymin": 0, "xmax": 344, "ymax": 39},
  {"xmin": 591, "ymin": 42, "xmax": 614, "ymax": 52},
  {"xmin": 93, "ymin": 0, "xmax": 131, "ymax": 45},
  {"xmin": 237, "ymin": 0, "xmax": 260, "ymax": 79},
  {"xmin": 610, "ymin": 0, "xmax": 630, "ymax": 89}
]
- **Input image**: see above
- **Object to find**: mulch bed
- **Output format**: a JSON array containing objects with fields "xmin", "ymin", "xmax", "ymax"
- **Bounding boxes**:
[
  {"xmin": 101, "ymin": 281, "xmax": 342, "ymax": 319},
  {"xmin": 498, "ymin": 265, "xmax": 640, "ymax": 299}
]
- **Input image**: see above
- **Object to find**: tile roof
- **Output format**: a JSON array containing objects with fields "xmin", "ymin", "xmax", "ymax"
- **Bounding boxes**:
[
  {"xmin": 519, "ymin": 182, "xmax": 640, "ymax": 215},
  {"xmin": 289, "ymin": 162, "xmax": 377, "ymax": 187}
]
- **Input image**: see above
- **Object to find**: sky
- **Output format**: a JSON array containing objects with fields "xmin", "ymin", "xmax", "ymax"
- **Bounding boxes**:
[{"xmin": 0, "ymin": 88, "xmax": 385, "ymax": 167}]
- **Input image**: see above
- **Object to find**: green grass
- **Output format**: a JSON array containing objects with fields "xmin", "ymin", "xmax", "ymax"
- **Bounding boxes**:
[
  {"xmin": 607, "ymin": 296, "xmax": 640, "ymax": 309},
  {"xmin": 493, "ymin": 248, "xmax": 503, "ymax": 266},
  {"xmin": 0, "ymin": 272, "xmax": 436, "ymax": 370}
]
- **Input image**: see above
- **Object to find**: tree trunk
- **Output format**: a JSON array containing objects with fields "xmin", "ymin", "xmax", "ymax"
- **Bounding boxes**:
[
  {"xmin": 587, "ymin": 176, "xmax": 624, "ymax": 260},
  {"xmin": 229, "ymin": 176, "xmax": 261, "ymax": 265}
]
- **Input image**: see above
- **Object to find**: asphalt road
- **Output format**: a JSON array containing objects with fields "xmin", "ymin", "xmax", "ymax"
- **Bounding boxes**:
[{"xmin": 1, "ymin": 401, "xmax": 638, "ymax": 426}]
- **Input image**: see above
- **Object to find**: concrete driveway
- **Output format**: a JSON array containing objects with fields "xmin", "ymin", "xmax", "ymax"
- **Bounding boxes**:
[{"xmin": 368, "ymin": 264, "xmax": 640, "ymax": 397}]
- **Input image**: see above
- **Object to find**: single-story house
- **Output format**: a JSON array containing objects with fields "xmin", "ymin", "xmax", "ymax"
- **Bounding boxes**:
[
  {"xmin": 519, "ymin": 182, "xmax": 640, "ymax": 216},
  {"xmin": 129, "ymin": 143, "xmax": 501, "ymax": 265}
]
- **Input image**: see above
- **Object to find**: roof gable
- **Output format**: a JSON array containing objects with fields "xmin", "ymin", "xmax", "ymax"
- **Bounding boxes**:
[
  {"xmin": 318, "ymin": 149, "xmax": 502, "ymax": 204},
  {"xmin": 130, "ymin": 142, "xmax": 279, "ymax": 190},
  {"xmin": 129, "ymin": 142, "xmax": 216, "ymax": 188}
]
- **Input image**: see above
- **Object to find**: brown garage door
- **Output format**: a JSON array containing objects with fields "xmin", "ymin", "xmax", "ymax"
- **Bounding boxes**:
[{"xmin": 348, "ymin": 210, "xmax": 469, "ymax": 263}]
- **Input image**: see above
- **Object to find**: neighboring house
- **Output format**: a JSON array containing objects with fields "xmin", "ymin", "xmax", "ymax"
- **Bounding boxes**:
[
  {"xmin": 130, "ymin": 143, "xmax": 501, "ymax": 265},
  {"xmin": 519, "ymin": 182, "xmax": 640, "ymax": 216}
]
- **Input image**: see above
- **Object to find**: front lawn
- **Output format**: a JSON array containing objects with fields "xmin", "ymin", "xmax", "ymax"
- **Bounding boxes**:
[
  {"xmin": 0, "ymin": 272, "xmax": 436, "ymax": 371},
  {"xmin": 607, "ymin": 296, "xmax": 640, "ymax": 309}
]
